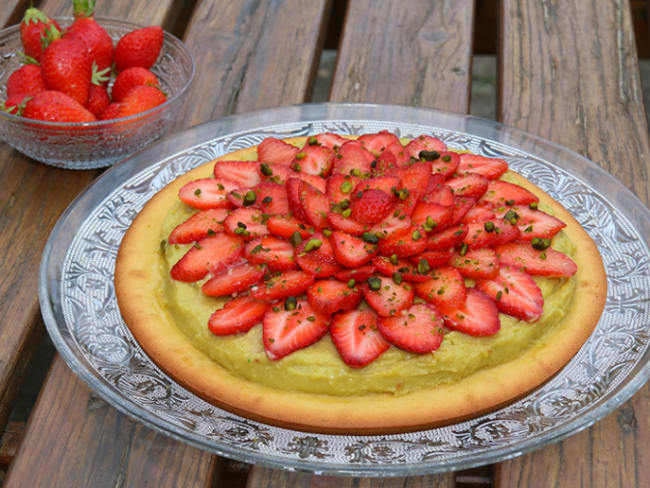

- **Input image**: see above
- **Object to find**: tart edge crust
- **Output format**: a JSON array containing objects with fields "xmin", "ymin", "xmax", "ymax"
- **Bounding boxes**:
[{"xmin": 115, "ymin": 137, "xmax": 607, "ymax": 434}]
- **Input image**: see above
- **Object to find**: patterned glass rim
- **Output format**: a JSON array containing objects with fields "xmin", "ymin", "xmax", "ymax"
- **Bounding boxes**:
[{"xmin": 39, "ymin": 103, "xmax": 650, "ymax": 477}]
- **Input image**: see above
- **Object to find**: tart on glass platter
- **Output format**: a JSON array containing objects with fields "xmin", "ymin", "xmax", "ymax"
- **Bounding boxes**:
[{"xmin": 115, "ymin": 131, "xmax": 606, "ymax": 434}]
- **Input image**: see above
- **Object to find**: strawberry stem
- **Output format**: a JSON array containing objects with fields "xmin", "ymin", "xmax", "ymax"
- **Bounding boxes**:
[
  {"xmin": 22, "ymin": 7, "xmax": 50, "ymax": 26},
  {"xmin": 91, "ymin": 62, "xmax": 111, "ymax": 85},
  {"xmin": 40, "ymin": 23, "xmax": 61, "ymax": 50},
  {"xmin": 73, "ymin": 0, "xmax": 96, "ymax": 19},
  {"xmin": 17, "ymin": 52, "xmax": 40, "ymax": 66}
]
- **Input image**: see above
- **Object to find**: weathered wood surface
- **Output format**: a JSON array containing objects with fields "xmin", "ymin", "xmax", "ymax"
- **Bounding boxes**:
[
  {"xmin": 329, "ymin": 0, "xmax": 475, "ymax": 112},
  {"xmin": 496, "ymin": 0, "xmax": 650, "ymax": 486},
  {"xmin": 0, "ymin": 0, "xmax": 32, "ymax": 28},
  {"xmin": 39, "ymin": 0, "xmax": 177, "ymax": 26}
]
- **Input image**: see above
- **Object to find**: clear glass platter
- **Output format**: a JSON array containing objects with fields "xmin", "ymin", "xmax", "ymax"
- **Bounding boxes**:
[{"xmin": 39, "ymin": 103, "xmax": 650, "ymax": 477}]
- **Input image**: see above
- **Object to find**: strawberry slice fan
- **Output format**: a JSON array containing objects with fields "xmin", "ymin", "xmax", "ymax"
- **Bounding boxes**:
[{"xmin": 168, "ymin": 131, "xmax": 578, "ymax": 368}]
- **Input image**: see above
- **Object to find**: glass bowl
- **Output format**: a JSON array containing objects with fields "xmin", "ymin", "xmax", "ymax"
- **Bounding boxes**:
[{"xmin": 0, "ymin": 17, "xmax": 195, "ymax": 169}]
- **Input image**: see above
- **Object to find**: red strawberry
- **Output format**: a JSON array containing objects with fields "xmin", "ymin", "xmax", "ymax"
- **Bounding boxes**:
[
  {"xmin": 451, "ymin": 248, "xmax": 500, "ymax": 280},
  {"xmin": 327, "ymin": 212, "xmax": 366, "ymax": 236},
  {"xmin": 295, "ymin": 233, "xmax": 341, "ymax": 277},
  {"xmin": 439, "ymin": 288, "xmax": 500, "ymax": 336},
  {"xmin": 20, "ymin": 8, "xmax": 61, "ymax": 61},
  {"xmin": 307, "ymin": 279, "xmax": 362, "ymax": 315},
  {"xmin": 266, "ymin": 215, "xmax": 313, "ymax": 239},
  {"xmin": 262, "ymin": 300, "xmax": 328, "ymax": 360},
  {"xmin": 354, "ymin": 176, "xmax": 401, "ymax": 195},
  {"xmin": 202, "ymin": 262, "xmax": 265, "ymax": 297},
  {"xmin": 463, "ymin": 220, "xmax": 520, "ymax": 249},
  {"xmin": 314, "ymin": 132, "xmax": 347, "ymax": 150},
  {"xmin": 251, "ymin": 270, "xmax": 315, "ymax": 301},
  {"xmin": 479, "ymin": 180, "xmax": 539, "ymax": 207},
  {"xmin": 495, "ymin": 242, "xmax": 577, "ymax": 277},
  {"xmin": 378, "ymin": 226, "xmax": 427, "ymax": 258},
  {"xmin": 449, "ymin": 196, "xmax": 476, "ymax": 225},
  {"xmin": 476, "ymin": 266, "xmax": 544, "ymax": 321},
  {"xmin": 361, "ymin": 275, "xmax": 414, "ymax": 317},
  {"xmin": 41, "ymin": 36, "xmax": 92, "ymax": 106},
  {"xmin": 391, "ymin": 161, "xmax": 432, "ymax": 216},
  {"xmin": 377, "ymin": 303, "xmax": 445, "ymax": 354},
  {"xmin": 427, "ymin": 225, "xmax": 468, "ymax": 251},
  {"xmin": 245, "ymin": 236, "xmax": 296, "ymax": 271},
  {"xmin": 333, "ymin": 140, "xmax": 374, "ymax": 175},
  {"xmin": 118, "ymin": 85, "xmax": 166, "ymax": 117},
  {"xmin": 422, "ymin": 176, "xmax": 454, "ymax": 206},
  {"xmin": 170, "ymin": 232, "xmax": 243, "ymax": 282},
  {"xmin": 414, "ymin": 266, "xmax": 466, "ymax": 309},
  {"xmin": 250, "ymin": 182, "xmax": 289, "ymax": 214},
  {"xmin": 64, "ymin": 0, "xmax": 114, "ymax": 72},
  {"xmin": 22, "ymin": 90, "xmax": 96, "ymax": 122},
  {"xmin": 447, "ymin": 173, "xmax": 489, "ymax": 198},
  {"xmin": 178, "ymin": 178, "xmax": 238, "ymax": 209},
  {"xmin": 382, "ymin": 142, "xmax": 410, "ymax": 166},
  {"xmin": 404, "ymin": 135, "xmax": 447, "ymax": 159},
  {"xmin": 457, "ymin": 154, "xmax": 508, "ymax": 179},
  {"xmin": 100, "ymin": 102, "xmax": 122, "ymax": 120},
  {"xmin": 496, "ymin": 206, "xmax": 566, "ymax": 241},
  {"xmin": 372, "ymin": 149, "xmax": 399, "ymax": 175},
  {"xmin": 224, "ymin": 208, "xmax": 268, "ymax": 240},
  {"xmin": 6, "ymin": 65, "xmax": 46, "ymax": 99},
  {"xmin": 371, "ymin": 256, "xmax": 430, "ymax": 283},
  {"xmin": 370, "ymin": 213, "xmax": 411, "ymax": 239},
  {"xmin": 351, "ymin": 189, "xmax": 395, "ymax": 225},
  {"xmin": 213, "ymin": 160, "xmax": 261, "ymax": 187},
  {"xmin": 326, "ymin": 174, "xmax": 360, "ymax": 204},
  {"xmin": 111, "ymin": 67, "xmax": 160, "ymax": 102},
  {"xmin": 331, "ymin": 231, "xmax": 378, "ymax": 268},
  {"xmin": 258, "ymin": 138, "xmax": 299, "ymax": 165},
  {"xmin": 86, "ymin": 83, "xmax": 109, "ymax": 117},
  {"xmin": 208, "ymin": 297, "xmax": 269, "ymax": 336},
  {"xmin": 334, "ymin": 265, "xmax": 376, "ymax": 283},
  {"xmin": 1, "ymin": 94, "xmax": 30, "ymax": 115},
  {"xmin": 330, "ymin": 309, "xmax": 390, "ymax": 367},
  {"xmin": 114, "ymin": 26, "xmax": 163, "ymax": 71},
  {"xmin": 413, "ymin": 250, "xmax": 453, "ymax": 268},
  {"xmin": 293, "ymin": 144, "xmax": 334, "ymax": 176},
  {"xmin": 411, "ymin": 202, "xmax": 454, "ymax": 232},
  {"xmin": 358, "ymin": 130, "xmax": 401, "ymax": 156},
  {"xmin": 431, "ymin": 151, "xmax": 460, "ymax": 178},
  {"xmin": 297, "ymin": 180, "xmax": 329, "ymax": 229},
  {"xmin": 461, "ymin": 202, "xmax": 496, "ymax": 224},
  {"xmin": 168, "ymin": 208, "xmax": 228, "ymax": 244},
  {"xmin": 292, "ymin": 172, "xmax": 327, "ymax": 192}
]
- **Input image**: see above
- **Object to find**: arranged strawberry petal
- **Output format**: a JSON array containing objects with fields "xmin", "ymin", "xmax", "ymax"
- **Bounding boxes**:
[
  {"xmin": 213, "ymin": 160, "xmax": 262, "ymax": 187},
  {"xmin": 439, "ymin": 288, "xmax": 501, "ymax": 336},
  {"xmin": 457, "ymin": 154, "xmax": 508, "ymax": 179},
  {"xmin": 307, "ymin": 279, "xmax": 362, "ymax": 315},
  {"xmin": 361, "ymin": 275, "xmax": 414, "ymax": 317},
  {"xmin": 377, "ymin": 303, "xmax": 445, "ymax": 354},
  {"xmin": 168, "ymin": 208, "xmax": 228, "ymax": 244},
  {"xmin": 333, "ymin": 140, "xmax": 374, "ymax": 175},
  {"xmin": 414, "ymin": 266, "xmax": 466, "ymax": 309},
  {"xmin": 251, "ymin": 270, "xmax": 315, "ymax": 301},
  {"xmin": 330, "ymin": 309, "xmax": 390, "ymax": 367},
  {"xmin": 258, "ymin": 137, "xmax": 299, "ymax": 165},
  {"xmin": 178, "ymin": 178, "xmax": 238, "ymax": 209},
  {"xmin": 476, "ymin": 266, "xmax": 544, "ymax": 322},
  {"xmin": 170, "ymin": 233, "xmax": 243, "ymax": 282},
  {"xmin": 202, "ymin": 262, "xmax": 265, "ymax": 297},
  {"xmin": 208, "ymin": 297, "xmax": 269, "ymax": 336},
  {"xmin": 245, "ymin": 236, "xmax": 296, "ymax": 271},
  {"xmin": 495, "ymin": 242, "xmax": 577, "ymax": 277},
  {"xmin": 331, "ymin": 231, "xmax": 378, "ymax": 268}
]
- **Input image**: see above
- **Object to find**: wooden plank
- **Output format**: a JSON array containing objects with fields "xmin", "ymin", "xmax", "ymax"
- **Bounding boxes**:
[
  {"xmin": 38, "ymin": 0, "xmax": 176, "ymax": 26},
  {"xmin": 0, "ymin": 421, "xmax": 25, "ymax": 469},
  {"xmin": 329, "ymin": 0, "xmax": 475, "ymax": 112},
  {"xmin": 0, "ymin": 0, "xmax": 32, "ymax": 28},
  {"xmin": 496, "ymin": 0, "xmax": 650, "ymax": 486}
]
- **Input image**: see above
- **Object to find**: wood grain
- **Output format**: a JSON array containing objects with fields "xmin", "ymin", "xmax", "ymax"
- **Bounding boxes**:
[
  {"xmin": 496, "ymin": 1, "xmax": 650, "ymax": 486},
  {"xmin": 39, "ymin": 0, "xmax": 176, "ymax": 26},
  {"xmin": 0, "ymin": 0, "xmax": 32, "ymax": 28},
  {"xmin": 329, "ymin": 0, "xmax": 475, "ymax": 112}
]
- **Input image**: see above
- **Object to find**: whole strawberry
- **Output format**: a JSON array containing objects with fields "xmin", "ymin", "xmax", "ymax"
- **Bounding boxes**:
[
  {"xmin": 41, "ymin": 36, "xmax": 92, "ymax": 106},
  {"xmin": 6, "ymin": 64, "xmax": 46, "ymax": 99},
  {"xmin": 64, "ymin": 0, "xmax": 114, "ymax": 71},
  {"xmin": 114, "ymin": 26, "xmax": 163, "ymax": 71},
  {"xmin": 20, "ymin": 7, "xmax": 61, "ymax": 61},
  {"xmin": 111, "ymin": 67, "xmax": 159, "ymax": 102},
  {"xmin": 118, "ymin": 85, "xmax": 166, "ymax": 117},
  {"xmin": 86, "ymin": 84, "xmax": 110, "ymax": 117},
  {"xmin": 23, "ymin": 90, "xmax": 96, "ymax": 122},
  {"xmin": 2, "ymin": 94, "xmax": 31, "ymax": 115},
  {"xmin": 99, "ymin": 102, "xmax": 122, "ymax": 120}
]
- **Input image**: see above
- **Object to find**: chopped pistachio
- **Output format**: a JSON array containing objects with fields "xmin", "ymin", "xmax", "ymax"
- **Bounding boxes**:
[
  {"xmin": 284, "ymin": 296, "xmax": 297, "ymax": 311},
  {"xmin": 243, "ymin": 190, "xmax": 257, "ymax": 206},
  {"xmin": 367, "ymin": 276, "xmax": 382, "ymax": 291},
  {"xmin": 304, "ymin": 238, "xmax": 323, "ymax": 252}
]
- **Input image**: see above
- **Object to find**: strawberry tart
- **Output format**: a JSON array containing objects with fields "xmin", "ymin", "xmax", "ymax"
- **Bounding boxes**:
[{"xmin": 115, "ymin": 131, "xmax": 606, "ymax": 434}]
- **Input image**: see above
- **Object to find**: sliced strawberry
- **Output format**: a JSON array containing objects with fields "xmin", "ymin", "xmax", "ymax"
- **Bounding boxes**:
[
  {"xmin": 439, "ymin": 288, "xmax": 500, "ymax": 336},
  {"xmin": 457, "ymin": 153, "xmax": 508, "ymax": 179},
  {"xmin": 213, "ymin": 160, "xmax": 261, "ymax": 187},
  {"xmin": 463, "ymin": 220, "xmax": 519, "ymax": 249},
  {"xmin": 260, "ymin": 163, "xmax": 295, "ymax": 185},
  {"xmin": 361, "ymin": 275, "xmax": 414, "ymax": 317},
  {"xmin": 411, "ymin": 202, "xmax": 454, "ymax": 232},
  {"xmin": 330, "ymin": 309, "xmax": 390, "ymax": 367},
  {"xmin": 495, "ymin": 242, "xmax": 577, "ymax": 277},
  {"xmin": 431, "ymin": 151, "xmax": 460, "ymax": 178},
  {"xmin": 414, "ymin": 266, "xmax": 466, "ymax": 309},
  {"xmin": 358, "ymin": 130, "xmax": 402, "ymax": 156},
  {"xmin": 451, "ymin": 248, "xmax": 500, "ymax": 280},
  {"xmin": 326, "ymin": 174, "xmax": 360, "ymax": 204},
  {"xmin": 426, "ymin": 225, "xmax": 468, "ymax": 251},
  {"xmin": 351, "ymin": 189, "xmax": 395, "ymax": 225},
  {"xmin": 178, "ymin": 178, "xmax": 238, "ymax": 209},
  {"xmin": 372, "ymin": 256, "xmax": 429, "ymax": 283},
  {"xmin": 170, "ymin": 233, "xmax": 243, "ymax": 282},
  {"xmin": 251, "ymin": 182, "xmax": 289, "ymax": 214},
  {"xmin": 382, "ymin": 142, "xmax": 410, "ymax": 166},
  {"xmin": 404, "ymin": 134, "xmax": 447, "ymax": 159},
  {"xmin": 293, "ymin": 172, "xmax": 327, "ymax": 193},
  {"xmin": 245, "ymin": 236, "xmax": 296, "ymax": 271},
  {"xmin": 294, "ymin": 144, "xmax": 335, "ymax": 177},
  {"xmin": 266, "ymin": 215, "xmax": 313, "ymax": 239},
  {"xmin": 295, "ymin": 233, "xmax": 341, "ymax": 277},
  {"xmin": 496, "ymin": 206, "xmax": 566, "ymax": 241},
  {"xmin": 331, "ymin": 231, "xmax": 378, "ymax": 268},
  {"xmin": 461, "ymin": 203, "xmax": 496, "ymax": 223},
  {"xmin": 412, "ymin": 250, "xmax": 453, "ymax": 268},
  {"xmin": 286, "ymin": 177, "xmax": 309, "ymax": 221},
  {"xmin": 306, "ymin": 279, "xmax": 362, "ymax": 315},
  {"xmin": 327, "ymin": 212, "xmax": 366, "ymax": 236},
  {"xmin": 476, "ymin": 266, "xmax": 544, "ymax": 321},
  {"xmin": 447, "ymin": 173, "xmax": 489, "ymax": 198},
  {"xmin": 422, "ymin": 176, "xmax": 454, "ymax": 206},
  {"xmin": 354, "ymin": 176, "xmax": 402, "ymax": 195},
  {"xmin": 378, "ymin": 226, "xmax": 427, "ymax": 258},
  {"xmin": 377, "ymin": 303, "xmax": 445, "ymax": 354},
  {"xmin": 168, "ymin": 208, "xmax": 228, "ymax": 244},
  {"xmin": 449, "ymin": 196, "xmax": 476, "ymax": 225},
  {"xmin": 297, "ymin": 180, "xmax": 329, "ymax": 229},
  {"xmin": 314, "ymin": 132, "xmax": 347, "ymax": 150},
  {"xmin": 251, "ymin": 270, "xmax": 315, "ymax": 301},
  {"xmin": 372, "ymin": 149, "xmax": 399, "ymax": 176},
  {"xmin": 202, "ymin": 262, "xmax": 265, "ymax": 297},
  {"xmin": 262, "ymin": 300, "xmax": 328, "ymax": 360},
  {"xmin": 208, "ymin": 297, "xmax": 269, "ymax": 336},
  {"xmin": 224, "ymin": 208, "xmax": 268, "ymax": 240},
  {"xmin": 479, "ymin": 180, "xmax": 539, "ymax": 207},
  {"xmin": 391, "ymin": 161, "xmax": 432, "ymax": 216},
  {"xmin": 333, "ymin": 140, "xmax": 374, "ymax": 175},
  {"xmin": 258, "ymin": 137, "xmax": 299, "ymax": 165},
  {"xmin": 370, "ymin": 213, "xmax": 411, "ymax": 239},
  {"xmin": 334, "ymin": 265, "xmax": 376, "ymax": 282}
]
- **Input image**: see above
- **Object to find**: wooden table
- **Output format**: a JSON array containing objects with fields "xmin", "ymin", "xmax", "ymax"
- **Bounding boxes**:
[{"xmin": 1, "ymin": 0, "xmax": 648, "ymax": 486}]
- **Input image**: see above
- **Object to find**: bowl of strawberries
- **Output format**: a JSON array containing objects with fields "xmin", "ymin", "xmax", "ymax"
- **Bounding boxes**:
[{"xmin": 0, "ymin": 1, "xmax": 194, "ymax": 169}]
